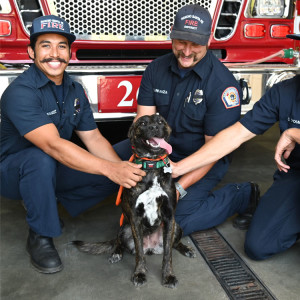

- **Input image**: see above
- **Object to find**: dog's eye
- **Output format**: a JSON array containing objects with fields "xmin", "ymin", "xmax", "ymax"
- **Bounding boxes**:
[
  {"xmin": 158, "ymin": 120, "xmax": 162, "ymax": 124},
  {"xmin": 140, "ymin": 121, "xmax": 146, "ymax": 126}
]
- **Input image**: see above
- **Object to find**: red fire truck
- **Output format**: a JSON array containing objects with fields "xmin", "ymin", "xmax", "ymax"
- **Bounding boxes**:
[{"xmin": 0, "ymin": 0, "xmax": 299, "ymax": 121}]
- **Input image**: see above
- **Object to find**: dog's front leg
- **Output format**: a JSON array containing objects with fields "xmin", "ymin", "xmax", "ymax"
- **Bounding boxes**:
[
  {"xmin": 162, "ymin": 216, "xmax": 178, "ymax": 288},
  {"xmin": 130, "ymin": 219, "xmax": 147, "ymax": 287}
]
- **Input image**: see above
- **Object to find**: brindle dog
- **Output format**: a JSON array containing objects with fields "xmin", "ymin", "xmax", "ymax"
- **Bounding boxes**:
[{"xmin": 73, "ymin": 114, "xmax": 195, "ymax": 288}]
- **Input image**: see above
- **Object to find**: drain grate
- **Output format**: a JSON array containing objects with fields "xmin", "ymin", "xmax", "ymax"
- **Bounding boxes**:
[{"xmin": 190, "ymin": 228, "xmax": 276, "ymax": 300}]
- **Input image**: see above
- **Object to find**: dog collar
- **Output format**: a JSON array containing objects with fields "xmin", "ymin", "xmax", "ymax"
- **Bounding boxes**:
[{"xmin": 134, "ymin": 156, "xmax": 170, "ymax": 170}]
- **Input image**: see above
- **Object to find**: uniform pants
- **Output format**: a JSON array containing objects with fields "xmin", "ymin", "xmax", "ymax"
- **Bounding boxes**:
[
  {"xmin": 1, "ymin": 139, "xmax": 251, "ymax": 238},
  {"xmin": 245, "ymin": 169, "xmax": 300, "ymax": 260},
  {"xmin": 174, "ymin": 158, "xmax": 251, "ymax": 235}
]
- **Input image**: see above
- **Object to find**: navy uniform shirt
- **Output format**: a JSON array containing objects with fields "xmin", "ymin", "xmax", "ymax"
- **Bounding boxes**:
[
  {"xmin": 138, "ymin": 51, "xmax": 242, "ymax": 161},
  {"xmin": 240, "ymin": 75, "xmax": 300, "ymax": 169},
  {"xmin": 0, "ymin": 64, "xmax": 97, "ymax": 161}
]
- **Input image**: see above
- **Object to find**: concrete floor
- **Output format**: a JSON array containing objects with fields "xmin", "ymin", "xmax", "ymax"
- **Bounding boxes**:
[{"xmin": 1, "ymin": 123, "xmax": 300, "ymax": 300}]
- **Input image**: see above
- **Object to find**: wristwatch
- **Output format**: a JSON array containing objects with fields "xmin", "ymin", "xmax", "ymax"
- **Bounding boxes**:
[{"xmin": 175, "ymin": 182, "xmax": 187, "ymax": 199}]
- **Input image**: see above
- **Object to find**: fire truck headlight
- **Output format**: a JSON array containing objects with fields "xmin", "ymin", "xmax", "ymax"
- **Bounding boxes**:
[
  {"xmin": 257, "ymin": 0, "xmax": 284, "ymax": 17},
  {"xmin": 246, "ymin": 0, "xmax": 289, "ymax": 18}
]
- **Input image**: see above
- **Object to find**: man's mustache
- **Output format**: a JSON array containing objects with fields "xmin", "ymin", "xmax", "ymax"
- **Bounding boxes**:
[
  {"xmin": 40, "ymin": 58, "xmax": 67, "ymax": 64},
  {"xmin": 176, "ymin": 51, "xmax": 199, "ymax": 63},
  {"xmin": 178, "ymin": 52, "xmax": 193, "ymax": 59}
]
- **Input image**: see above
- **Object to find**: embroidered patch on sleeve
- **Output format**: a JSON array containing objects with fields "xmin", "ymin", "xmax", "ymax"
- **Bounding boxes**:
[{"xmin": 221, "ymin": 87, "xmax": 240, "ymax": 109}]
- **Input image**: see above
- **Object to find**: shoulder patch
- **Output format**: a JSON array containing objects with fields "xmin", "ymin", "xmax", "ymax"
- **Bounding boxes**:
[{"xmin": 221, "ymin": 87, "xmax": 240, "ymax": 109}]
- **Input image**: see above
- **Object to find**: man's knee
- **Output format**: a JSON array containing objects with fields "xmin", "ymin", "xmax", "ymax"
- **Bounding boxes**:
[
  {"xmin": 244, "ymin": 231, "xmax": 269, "ymax": 260},
  {"xmin": 22, "ymin": 148, "xmax": 57, "ymax": 176},
  {"xmin": 1, "ymin": 147, "xmax": 57, "ymax": 199}
]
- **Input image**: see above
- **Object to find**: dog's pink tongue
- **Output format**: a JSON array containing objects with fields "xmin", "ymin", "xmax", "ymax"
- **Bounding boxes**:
[{"xmin": 152, "ymin": 137, "xmax": 172, "ymax": 154}]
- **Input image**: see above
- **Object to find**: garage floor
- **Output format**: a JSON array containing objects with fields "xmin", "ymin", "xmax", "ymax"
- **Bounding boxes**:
[{"xmin": 1, "ymin": 123, "xmax": 299, "ymax": 300}]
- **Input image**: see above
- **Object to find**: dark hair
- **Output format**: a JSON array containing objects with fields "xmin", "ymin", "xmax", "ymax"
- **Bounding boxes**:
[{"xmin": 28, "ymin": 36, "xmax": 38, "ymax": 52}]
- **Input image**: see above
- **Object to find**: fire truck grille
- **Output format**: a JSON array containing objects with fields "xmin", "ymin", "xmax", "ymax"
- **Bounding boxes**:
[
  {"xmin": 16, "ymin": 0, "xmax": 242, "ymax": 42},
  {"xmin": 49, "ymin": 0, "xmax": 215, "ymax": 41}
]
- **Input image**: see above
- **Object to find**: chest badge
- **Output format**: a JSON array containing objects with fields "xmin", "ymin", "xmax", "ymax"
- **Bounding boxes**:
[{"xmin": 193, "ymin": 89, "xmax": 204, "ymax": 105}]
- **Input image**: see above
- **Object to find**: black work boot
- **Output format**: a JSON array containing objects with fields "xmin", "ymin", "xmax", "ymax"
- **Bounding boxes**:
[
  {"xmin": 26, "ymin": 228, "xmax": 63, "ymax": 274},
  {"xmin": 233, "ymin": 182, "xmax": 260, "ymax": 230}
]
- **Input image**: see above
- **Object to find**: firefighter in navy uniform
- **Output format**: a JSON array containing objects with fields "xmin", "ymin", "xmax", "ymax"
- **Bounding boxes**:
[
  {"xmin": 134, "ymin": 4, "xmax": 260, "ymax": 235},
  {"xmin": 240, "ymin": 71, "xmax": 300, "ymax": 260},
  {"xmin": 171, "ymin": 33, "xmax": 300, "ymax": 260},
  {"xmin": 0, "ymin": 15, "xmax": 145, "ymax": 274}
]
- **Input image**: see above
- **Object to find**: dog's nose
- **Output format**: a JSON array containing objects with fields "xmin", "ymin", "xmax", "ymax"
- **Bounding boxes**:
[{"xmin": 149, "ymin": 125, "xmax": 158, "ymax": 131}]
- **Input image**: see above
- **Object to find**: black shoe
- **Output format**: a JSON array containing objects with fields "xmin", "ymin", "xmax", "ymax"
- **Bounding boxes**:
[
  {"xmin": 26, "ymin": 228, "xmax": 63, "ymax": 274},
  {"xmin": 233, "ymin": 182, "xmax": 260, "ymax": 230}
]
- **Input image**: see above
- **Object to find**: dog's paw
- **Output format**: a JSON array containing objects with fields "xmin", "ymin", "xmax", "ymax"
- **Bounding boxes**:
[
  {"xmin": 184, "ymin": 246, "xmax": 196, "ymax": 258},
  {"xmin": 132, "ymin": 272, "xmax": 147, "ymax": 287},
  {"xmin": 174, "ymin": 242, "xmax": 196, "ymax": 258},
  {"xmin": 162, "ymin": 274, "xmax": 178, "ymax": 289},
  {"xmin": 108, "ymin": 253, "xmax": 123, "ymax": 264}
]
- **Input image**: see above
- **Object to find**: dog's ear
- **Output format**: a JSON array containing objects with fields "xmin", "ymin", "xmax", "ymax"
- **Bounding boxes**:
[
  {"xmin": 128, "ymin": 122, "xmax": 135, "ymax": 140},
  {"xmin": 163, "ymin": 119, "xmax": 172, "ymax": 140},
  {"xmin": 166, "ymin": 123, "xmax": 172, "ymax": 137}
]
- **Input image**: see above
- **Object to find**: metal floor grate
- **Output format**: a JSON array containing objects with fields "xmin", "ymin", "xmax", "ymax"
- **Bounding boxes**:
[{"xmin": 190, "ymin": 228, "xmax": 277, "ymax": 300}]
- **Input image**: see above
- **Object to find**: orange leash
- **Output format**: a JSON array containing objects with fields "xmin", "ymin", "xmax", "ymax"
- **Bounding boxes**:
[
  {"xmin": 119, "ymin": 213, "xmax": 124, "ymax": 227},
  {"xmin": 116, "ymin": 155, "xmax": 134, "ymax": 226},
  {"xmin": 115, "ymin": 186, "xmax": 123, "ymax": 206}
]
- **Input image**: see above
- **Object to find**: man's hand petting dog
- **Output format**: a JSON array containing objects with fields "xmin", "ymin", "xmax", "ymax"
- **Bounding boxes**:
[
  {"xmin": 72, "ymin": 114, "xmax": 196, "ymax": 288},
  {"xmin": 105, "ymin": 160, "xmax": 145, "ymax": 188}
]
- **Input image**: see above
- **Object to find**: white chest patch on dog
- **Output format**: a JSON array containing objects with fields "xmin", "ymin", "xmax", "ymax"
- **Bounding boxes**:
[{"xmin": 135, "ymin": 177, "xmax": 167, "ymax": 226}]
